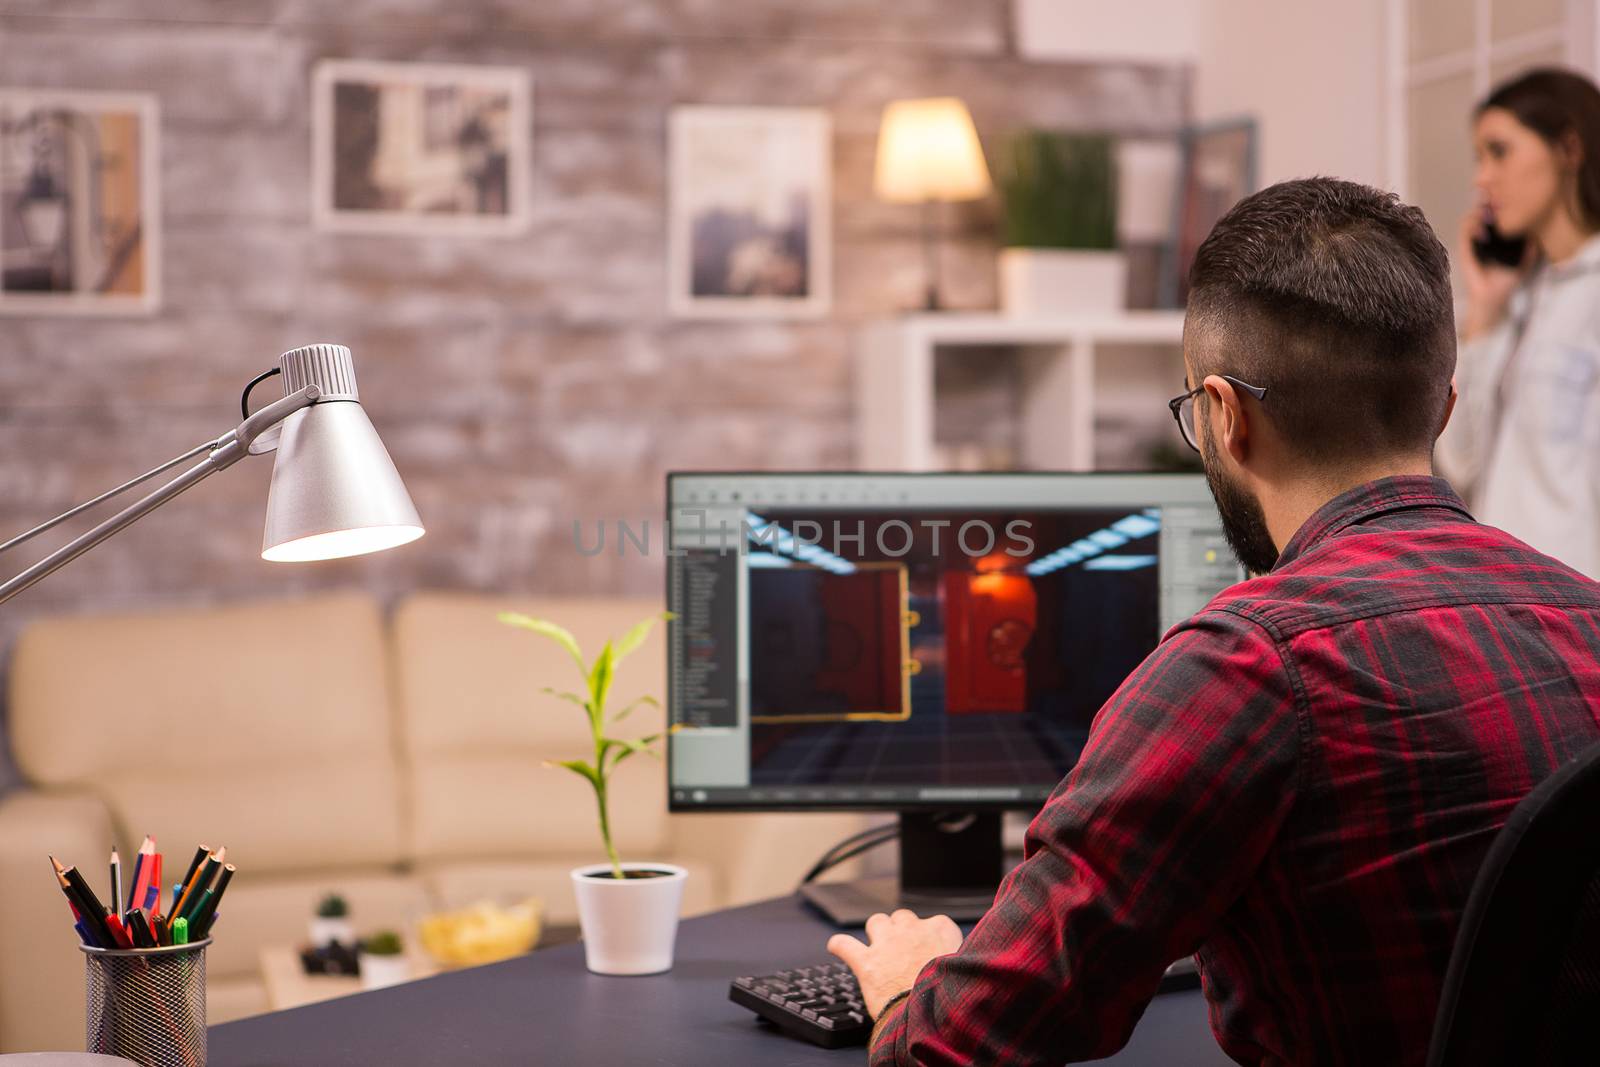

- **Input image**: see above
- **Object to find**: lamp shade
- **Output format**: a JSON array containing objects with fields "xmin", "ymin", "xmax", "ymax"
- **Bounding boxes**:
[
  {"xmin": 260, "ymin": 344, "xmax": 424, "ymax": 562},
  {"xmin": 873, "ymin": 97, "xmax": 993, "ymax": 204}
]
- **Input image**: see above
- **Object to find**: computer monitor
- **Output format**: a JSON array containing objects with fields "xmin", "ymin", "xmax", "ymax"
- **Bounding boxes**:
[{"xmin": 665, "ymin": 471, "xmax": 1241, "ymax": 923}]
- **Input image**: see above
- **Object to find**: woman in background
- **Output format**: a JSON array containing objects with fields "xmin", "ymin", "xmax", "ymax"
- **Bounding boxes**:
[{"xmin": 1440, "ymin": 67, "xmax": 1600, "ymax": 578}]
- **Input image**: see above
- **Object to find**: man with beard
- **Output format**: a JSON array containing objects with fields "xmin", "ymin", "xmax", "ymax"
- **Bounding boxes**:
[{"xmin": 826, "ymin": 177, "xmax": 1600, "ymax": 1066}]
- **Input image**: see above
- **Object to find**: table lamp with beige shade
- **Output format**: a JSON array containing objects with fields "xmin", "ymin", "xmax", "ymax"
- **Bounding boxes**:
[{"xmin": 873, "ymin": 96, "xmax": 992, "ymax": 310}]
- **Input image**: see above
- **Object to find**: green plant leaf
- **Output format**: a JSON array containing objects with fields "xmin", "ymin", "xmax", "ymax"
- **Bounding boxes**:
[
  {"xmin": 597, "ymin": 738, "xmax": 624, "ymax": 770},
  {"xmin": 604, "ymin": 732, "xmax": 665, "ymax": 772},
  {"xmin": 613, "ymin": 611, "xmax": 675, "ymax": 667},
  {"xmin": 541, "ymin": 687, "xmax": 591, "ymax": 714},
  {"xmin": 588, "ymin": 641, "xmax": 615, "ymax": 731},
  {"xmin": 498, "ymin": 613, "xmax": 587, "ymax": 678},
  {"xmin": 609, "ymin": 694, "xmax": 660, "ymax": 725},
  {"xmin": 546, "ymin": 758, "xmax": 600, "ymax": 789}
]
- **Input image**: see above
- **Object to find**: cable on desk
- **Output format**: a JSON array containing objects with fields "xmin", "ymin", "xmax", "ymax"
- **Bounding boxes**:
[{"xmin": 799, "ymin": 825, "xmax": 901, "ymax": 887}]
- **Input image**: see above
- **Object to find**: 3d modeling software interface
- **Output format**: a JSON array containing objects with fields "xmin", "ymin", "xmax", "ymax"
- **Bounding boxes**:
[{"xmin": 667, "ymin": 473, "xmax": 1241, "ymax": 809}]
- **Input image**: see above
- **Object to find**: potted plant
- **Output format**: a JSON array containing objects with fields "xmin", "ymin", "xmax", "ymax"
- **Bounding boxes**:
[
  {"xmin": 358, "ymin": 929, "xmax": 411, "ymax": 991},
  {"xmin": 498, "ymin": 609, "xmax": 684, "ymax": 976},
  {"xmin": 996, "ymin": 130, "xmax": 1125, "ymax": 316},
  {"xmin": 309, "ymin": 892, "xmax": 354, "ymax": 949}
]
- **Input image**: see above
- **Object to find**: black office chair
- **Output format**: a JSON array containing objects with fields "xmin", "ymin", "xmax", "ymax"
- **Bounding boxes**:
[{"xmin": 1426, "ymin": 739, "xmax": 1600, "ymax": 1067}]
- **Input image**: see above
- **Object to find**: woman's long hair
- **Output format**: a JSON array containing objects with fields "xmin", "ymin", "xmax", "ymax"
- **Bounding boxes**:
[{"xmin": 1480, "ymin": 67, "xmax": 1600, "ymax": 232}]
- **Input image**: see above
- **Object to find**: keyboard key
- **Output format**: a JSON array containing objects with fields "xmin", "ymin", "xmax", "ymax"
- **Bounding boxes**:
[{"xmin": 729, "ymin": 964, "xmax": 876, "ymax": 1049}]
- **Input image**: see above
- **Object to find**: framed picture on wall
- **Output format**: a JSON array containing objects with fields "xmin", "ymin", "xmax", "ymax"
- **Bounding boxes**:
[
  {"xmin": 669, "ymin": 107, "xmax": 831, "ymax": 318},
  {"xmin": 0, "ymin": 90, "xmax": 160, "ymax": 316},
  {"xmin": 312, "ymin": 59, "xmax": 531, "ymax": 236},
  {"xmin": 1157, "ymin": 117, "xmax": 1258, "ymax": 308}
]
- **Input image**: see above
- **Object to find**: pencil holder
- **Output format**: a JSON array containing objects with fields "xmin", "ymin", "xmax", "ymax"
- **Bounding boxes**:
[{"xmin": 81, "ymin": 939, "xmax": 211, "ymax": 1067}]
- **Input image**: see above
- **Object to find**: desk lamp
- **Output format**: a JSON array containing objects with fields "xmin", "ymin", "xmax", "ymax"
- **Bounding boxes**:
[
  {"xmin": 873, "ymin": 96, "xmax": 993, "ymax": 310},
  {"xmin": 0, "ymin": 343, "xmax": 423, "ymax": 605}
]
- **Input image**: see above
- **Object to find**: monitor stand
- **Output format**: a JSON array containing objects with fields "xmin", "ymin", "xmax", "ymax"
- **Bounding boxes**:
[{"xmin": 799, "ymin": 811, "xmax": 1005, "ymax": 927}]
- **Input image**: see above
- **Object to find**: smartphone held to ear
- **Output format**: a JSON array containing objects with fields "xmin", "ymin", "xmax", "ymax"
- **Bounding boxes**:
[{"xmin": 1471, "ymin": 220, "xmax": 1527, "ymax": 268}]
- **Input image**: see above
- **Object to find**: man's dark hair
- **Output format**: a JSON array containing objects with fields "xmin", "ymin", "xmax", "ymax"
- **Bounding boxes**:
[{"xmin": 1186, "ymin": 177, "xmax": 1456, "ymax": 465}]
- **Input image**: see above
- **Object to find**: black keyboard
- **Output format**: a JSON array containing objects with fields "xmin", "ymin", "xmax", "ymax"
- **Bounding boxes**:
[
  {"xmin": 729, "ymin": 961, "xmax": 872, "ymax": 1048},
  {"xmin": 730, "ymin": 956, "xmax": 1203, "ymax": 1049}
]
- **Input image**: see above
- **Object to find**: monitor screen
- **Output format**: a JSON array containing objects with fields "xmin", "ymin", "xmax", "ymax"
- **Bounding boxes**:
[{"xmin": 666, "ymin": 472, "xmax": 1241, "ymax": 811}]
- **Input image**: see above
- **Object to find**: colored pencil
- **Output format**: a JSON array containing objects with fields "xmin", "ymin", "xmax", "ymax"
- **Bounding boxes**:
[
  {"xmin": 59, "ymin": 859, "xmax": 115, "ymax": 948},
  {"xmin": 104, "ymin": 912, "xmax": 133, "ymax": 950},
  {"xmin": 169, "ymin": 849, "xmax": 216, "ymax": 933},
  {"xmin": 190, "ymin": 864, "xmax": 234, "ymax": 939},
  {"xmin": 175, "ymin": 844, "xmax": 209, "ymax": 903},
  {"xmin": 145, "ymin": 852, "xmax": 163, "ymax": 920},
  {"xmin": 50, "ymin": 857, "xmax": 99, "ymax": 947},
  {"xmin": 109, "ymin": 848, "xmax": 123, "ymax": 921},
  {"xmin": 185, "ymin": 848, "xmax": 224, "ymax": 923},
  {"xmin": 128, "ymin": 835, "xmax": 155, "ymax": 914}
]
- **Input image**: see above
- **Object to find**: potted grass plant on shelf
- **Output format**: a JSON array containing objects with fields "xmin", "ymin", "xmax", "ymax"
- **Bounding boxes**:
[
  {"xmin": 358, "ymin": 929, "xmax": 411, "ymax": 991},
  {"xmin": 309, "ymin": 892, "xmax": 353, "ymax": 948},
  {"xmin": 996, "ymin": 130, "xmax": 1125, "ymax": 316},
  {"xmin": 498, "ymin": 608, "xmax": 682, "ymax": 976}
]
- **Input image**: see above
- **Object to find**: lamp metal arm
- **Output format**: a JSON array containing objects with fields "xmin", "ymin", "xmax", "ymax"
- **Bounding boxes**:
[
  {"xmin": 0, "ymin": 384, "xmax": 322, "ymax": 608},
  {"xmin": 0, "ymin": 436, "xmax": 225, "ymax": 555}
]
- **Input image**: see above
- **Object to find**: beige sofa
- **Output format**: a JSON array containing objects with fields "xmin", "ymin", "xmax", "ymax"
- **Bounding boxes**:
[{"xmin": 0, "ymin": 591, "xmax": 866, "ymax": 1053}]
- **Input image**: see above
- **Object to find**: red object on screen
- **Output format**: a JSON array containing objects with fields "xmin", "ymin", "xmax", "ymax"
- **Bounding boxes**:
[{"xmin": 942, "ymin": 568, "xmax": 1036, "ymax": 715}]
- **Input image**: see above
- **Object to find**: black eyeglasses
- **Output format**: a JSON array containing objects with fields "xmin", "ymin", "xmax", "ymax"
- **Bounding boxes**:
[{"xmin": 1167, "ymin": 376, "xmax": 1269, "ymax": 453}]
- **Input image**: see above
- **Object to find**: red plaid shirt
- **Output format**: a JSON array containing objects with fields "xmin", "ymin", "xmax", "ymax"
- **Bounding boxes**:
[{"xmin": 871, "ymin": 476, "xmax": 1600, "ymax": 1066}]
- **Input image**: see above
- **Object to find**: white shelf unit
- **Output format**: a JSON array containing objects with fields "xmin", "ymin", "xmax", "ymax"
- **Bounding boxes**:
[{"xmin": 854, "ymin": 311, "xmax": 1187, "ymax": 471}]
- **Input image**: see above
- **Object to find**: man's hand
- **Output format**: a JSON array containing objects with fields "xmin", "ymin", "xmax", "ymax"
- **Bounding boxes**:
[{"xmin": 827, "ymin": 909, "xmax": 964, "ymax": 1018}]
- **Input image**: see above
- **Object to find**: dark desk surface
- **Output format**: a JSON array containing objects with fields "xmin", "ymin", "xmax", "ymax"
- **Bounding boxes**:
[{"xmin": 211, "ymin": 895, "xmax": 1234, "ymax": 1065}]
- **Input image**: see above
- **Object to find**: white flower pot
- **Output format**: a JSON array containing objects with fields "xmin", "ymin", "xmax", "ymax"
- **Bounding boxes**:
[
  {"xmin": 358, "ymin": 951, "xmax": 411, "ymax": 991},
  {"xmin": 309, "ymin": 916, "xmax": 354, "ymax": 948},
  {"xmin": 570, "ymin": 862, "xmax": 688, "ymax": 976},
  {"xmin": 998, "ymin": 247, "xmax": 1128, "ymax": 316}
]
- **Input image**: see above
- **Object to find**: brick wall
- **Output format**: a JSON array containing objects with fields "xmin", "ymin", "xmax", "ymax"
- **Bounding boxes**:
[{"xmin": 0, "ymin": 2, "xmax": 1187, "ymax": 716}]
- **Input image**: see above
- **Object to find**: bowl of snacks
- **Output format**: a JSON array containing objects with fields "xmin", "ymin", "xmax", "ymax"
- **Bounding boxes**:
[{"xmin": 418, "ymin": 897, "xmax": 542, "ymax": 968}]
